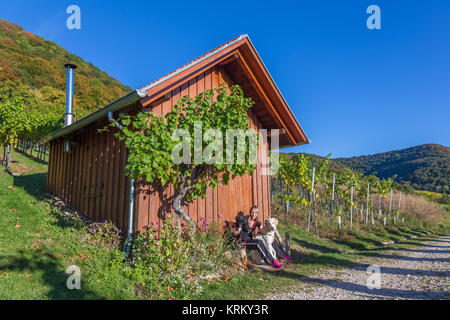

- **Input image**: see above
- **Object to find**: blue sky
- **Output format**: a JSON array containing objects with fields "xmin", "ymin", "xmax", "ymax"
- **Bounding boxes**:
[{"xmin": 1, "ymin": 0, "xmax": 449, "ymax": 157}]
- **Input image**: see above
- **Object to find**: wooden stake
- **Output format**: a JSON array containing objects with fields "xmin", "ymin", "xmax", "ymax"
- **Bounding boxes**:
[
  {"xmin": 307, "ymin": 167, "xmax": 316, "ymax": 233},
  {"xmin": 330, "ymin": 173, "xmax": 335, "ymax": 224},
  {"xmin": 366, "ymin": 184, "xmax": 370, "ymax": 226},
  {"xmin": 350, "ymin": 186, "xmax": 354, "ymax": 230},
  {"xmin": 389, "ymin": 189, "xmax": 393, "ymax": 218}
]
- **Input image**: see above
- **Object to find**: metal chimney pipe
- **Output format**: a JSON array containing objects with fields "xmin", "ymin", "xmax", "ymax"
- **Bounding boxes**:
[
  {"xmin": 64, "ymin": 63, "xmax": 77, "ymax": 152},
  {"xmin": 64, "ymin": 63, "xmax": 77, "ymax": 127}
]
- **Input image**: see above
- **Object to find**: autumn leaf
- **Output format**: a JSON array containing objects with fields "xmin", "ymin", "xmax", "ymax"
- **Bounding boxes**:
[
  {"xmin": 258, "ymin": 278, "xmax": 264, "ymax": 282},
  {"xmin": 9, "ymin": 209, "xmax": 17, "ymax": 213},
  {"xmin": 24, "ymin": 274, "xmax": 32, "ymax": 278},
  {"xmin": 7, "ymin": 186, "xmax": 16, "ymax": 191},
  {"xmin": 15, "ymin": 223, "xmax": 22, "ymax": 228},
  {"xmin": 77, "ymin": 252, "xmax": 89, "ymax": 262},
  {"xmin": 42, "ymin": 212, "xmax": 50, "ymax": 215}
]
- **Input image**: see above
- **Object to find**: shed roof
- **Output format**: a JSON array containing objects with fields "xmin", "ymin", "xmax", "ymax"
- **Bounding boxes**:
[{"xmin": 39, "ymin": 35, "xmax": 308, "ymax": 147}]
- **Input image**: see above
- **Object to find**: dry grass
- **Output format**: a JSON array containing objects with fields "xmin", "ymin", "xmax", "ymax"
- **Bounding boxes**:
[
  {"xmin": 388, "ymin": 192, "xmax": 446, "ymax": 223},
  {"xmin": 270, "ymin": 189, "xmax": 449, "ymax": 236}
]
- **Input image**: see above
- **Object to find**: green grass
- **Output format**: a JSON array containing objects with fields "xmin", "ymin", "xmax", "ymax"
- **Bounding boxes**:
[
  {"xmin": 0, "ymin": 151, "xmax": 448, "ymax": 300},
  {"xmin": 0, "ymin": 151, "xmax": 136, "ymax": 299}
]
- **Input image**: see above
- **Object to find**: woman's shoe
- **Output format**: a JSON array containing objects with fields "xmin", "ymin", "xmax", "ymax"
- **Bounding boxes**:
[{"xmin": 271, "ymin": 259, "xmax": 283, "ymax": 269}]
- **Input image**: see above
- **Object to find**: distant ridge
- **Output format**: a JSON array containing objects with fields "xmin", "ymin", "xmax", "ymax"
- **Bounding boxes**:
[
  {"xmin": 0, "ymin": 19, "xmax": 131, "ymax": 118},
  {"xmin": 334, "ymin": 144, "xmax": 449, "ymax": 193},
  {"xmin": 281, "ymin": 144, "xmax": 449, "ymax": 194}
]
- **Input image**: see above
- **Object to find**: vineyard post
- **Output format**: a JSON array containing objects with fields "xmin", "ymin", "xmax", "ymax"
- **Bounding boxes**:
[
  {"xmin": 313, "ymin": 190, "xmax": 318, "ymax": 236},
  {"xmin": 270, "ymin": 176, "xmax": 274, "ymax": 202},
  {"xmin": 378, "ymin": 194, "xmax": 382, "ymax": 223},
  {"xmin": 5, "ymin": 143, "xmax": 11, "ymax": 169},
  {"xmin": 286, "ymin": 200, "xmax": 291, "ymax": 224},
  {"xmin": 279, "ymin": 173, "xmax": 284, "ymax": 207},
  {"xmin": 307, "ymin": 167, "xmax": 316, "ymax": 233},
  {"xmin": 330, "ymin": 173, "xmax": 335, "ymax": 224},
  {"xmin": 398, "ymin": 192, "xmax": 402, "ymax": 222},
  {"xmin": 366, "ymin": 184, "xmax": 370, "ymax": 227},
  {"xmin": 371, "ymin": 205, "xmax": 374, "ymax": 225},
  {"xmin": 389, "ymin": 189, "xmax": 393, "ymax": 219},
  {"xmin": 350, "ymin": 185, "xmax": 354, "ymax": 230}
]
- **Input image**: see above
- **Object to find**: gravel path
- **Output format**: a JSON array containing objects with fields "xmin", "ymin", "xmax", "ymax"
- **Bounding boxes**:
[{"xmin": 266, "ymin": 235, "xmax": 450, "ymax": 300}]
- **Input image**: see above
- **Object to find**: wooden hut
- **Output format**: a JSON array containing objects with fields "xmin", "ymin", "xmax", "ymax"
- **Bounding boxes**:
[{"xmin": 39, "ymin": 35, "xmax": 308, "ymax": 232}]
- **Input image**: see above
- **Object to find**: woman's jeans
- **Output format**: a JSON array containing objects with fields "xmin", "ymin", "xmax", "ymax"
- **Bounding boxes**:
[{"xmin": 242, "ymin": 239, "xmax": 274, "ymax": 263}]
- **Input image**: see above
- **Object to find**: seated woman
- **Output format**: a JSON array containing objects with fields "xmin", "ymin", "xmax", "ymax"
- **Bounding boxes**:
[{"xmin": 237, "ymin": 206, "xmax": 283, "ymax": 269}]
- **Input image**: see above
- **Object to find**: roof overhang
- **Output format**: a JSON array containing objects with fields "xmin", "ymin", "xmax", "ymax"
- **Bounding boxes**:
[
  {"xmin": 139, "ymin": 35, "xmax": 309, "ymax": 147},
  {"xmin": 38, "ymin": 89, "xmax": 147, "ymax": 144},
  {"xmin": 39, "ymin": 35, "xmax": 309, "ymax": 148}
]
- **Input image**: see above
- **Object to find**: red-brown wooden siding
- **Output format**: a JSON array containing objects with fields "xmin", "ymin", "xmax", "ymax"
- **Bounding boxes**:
[
  {"xmin": 135, "ymin": 66, "xmax": 271, "ymax": 230},
  {"xmin": 47, "ymin": 67, "xmax": 271, "ymax": 231},
  {"xmin": 46, "ymin": 125, "xmax": 132, "ymax": 231}
]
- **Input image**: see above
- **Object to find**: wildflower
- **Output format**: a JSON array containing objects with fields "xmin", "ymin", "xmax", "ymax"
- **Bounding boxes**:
[
  {"xmin": 153, "ymin": 221, "xmax": 158, "ymax": 226},
  {"xmin": 185, "ymin": 248, "xmax": 189, "ymax": 252},
  {"xmin": 143, "ymin": 225, "xmax": 149, "ymax": 229},
  {"xmin": 218, "ymin": 213, "xmax": 222, "ymax": 218},
  {"xmin": 200, "ymin": 217, "xmax": 204, "ymax": 222},
  {"xmin": 156, "ymin": 242, "xmax": 161, "ymax": 246},
  {"xmin": 211, "ymin": 227, "xmax": 214, "ymax": 231},
  {"xmin": 168, "ymin": 258, "xmax": 172, "ymax": 262},
  {"xmin": 142, "ymin": 242, "xmax": 147, "ymax": 246}
]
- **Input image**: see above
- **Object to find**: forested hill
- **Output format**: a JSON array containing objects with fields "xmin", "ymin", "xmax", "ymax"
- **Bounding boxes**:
[
  {"xmin": 0, "ymin": 19, "xmax": 131, "ymax": 118},
  {"xmin": 334, "ymin": 144, "xmax": 450, "ymax": 194}
]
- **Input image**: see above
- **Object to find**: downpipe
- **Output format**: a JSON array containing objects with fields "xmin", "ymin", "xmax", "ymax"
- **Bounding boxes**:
[{"xmin": 107, "ymin": 111, "xmax": 134, "ymax": 259}]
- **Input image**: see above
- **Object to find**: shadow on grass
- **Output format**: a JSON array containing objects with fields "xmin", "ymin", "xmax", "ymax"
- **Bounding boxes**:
[
  {"xmin": 13, "ymin": 173, "xmax": 47, "ymax": 197},
  {"xmin": 14, "ymin": 149, "xmax": 48, "ymax": 165},
  {"xmin": 330, "ymin": 233, "xmax": 386, "ymax": 251},
  {"xmin": 0, "ymin": 250, "xmax": 104, "ymax": 300},
  {"xmin": 13, "ymin": 173, "xmax": 87, "ymax": 231},
  {"xmin": 291, "ymin": 239, "xmax": 342, "ymax": 254}
]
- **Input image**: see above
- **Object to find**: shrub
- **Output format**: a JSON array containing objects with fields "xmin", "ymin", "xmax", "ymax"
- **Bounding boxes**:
[{"xmin": 126, "ymin": 215, "xmax": 240, "ymax": 299}]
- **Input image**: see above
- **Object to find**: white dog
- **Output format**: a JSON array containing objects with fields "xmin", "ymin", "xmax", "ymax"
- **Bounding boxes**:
[
  {"xmin": 249, "ymin": 217, "xmax": 279, "ymax": 264},
  {"xmin": 258, "ymin": 217, "xmax": 278, "ymax": 259}
]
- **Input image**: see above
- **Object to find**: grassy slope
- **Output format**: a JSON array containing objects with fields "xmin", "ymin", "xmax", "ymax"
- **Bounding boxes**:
[
  {"xmin": 0, "ymin": 152, "xmax": 448, "ymax": 300},
  {"xmin": 0, "ymin": 151, "xmax": 135, "ymax": 299},
  {"xmin": 0, "ymin": 19, "xmax": 131, "ymax": 117}
]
